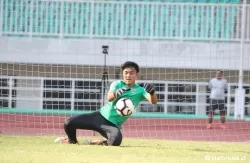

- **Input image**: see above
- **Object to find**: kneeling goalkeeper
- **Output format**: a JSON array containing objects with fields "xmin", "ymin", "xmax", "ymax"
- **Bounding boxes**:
[{"xmin": 56, "ymin": 61, "xmax": 158, "ymax": 146}]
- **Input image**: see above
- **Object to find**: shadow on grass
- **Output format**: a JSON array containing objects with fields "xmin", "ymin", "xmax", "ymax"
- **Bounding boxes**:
[
  {"xmin": 192, "ymin": 148, "xmax": 250, "ymax": 155},
  {"xmin": 120, "ymin": 144, "xmax": 172, "ymax": 149},
  {"xmin": 192, "ymin": 148, "xmax": 222, "ymax": 152}
]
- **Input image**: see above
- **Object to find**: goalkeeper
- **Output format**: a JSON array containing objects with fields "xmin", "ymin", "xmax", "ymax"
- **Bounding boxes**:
[{"xmin": 55, "ymin": 61, "xmax": 158, "ymax": 146}]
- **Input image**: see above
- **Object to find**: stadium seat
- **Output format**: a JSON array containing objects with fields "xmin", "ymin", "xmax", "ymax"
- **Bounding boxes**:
[{"xmin": 1, "ymin": 0, "xmax": 241, "ymax": 39}]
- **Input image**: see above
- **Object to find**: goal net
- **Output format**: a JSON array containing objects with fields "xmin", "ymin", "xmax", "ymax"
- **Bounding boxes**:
[{"xmin": 0, "ymin": 0, "xmax": 250, "ymax": 142}]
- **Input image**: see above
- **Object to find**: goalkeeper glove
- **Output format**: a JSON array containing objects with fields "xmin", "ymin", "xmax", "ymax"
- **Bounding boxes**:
[
  {"xmin": 139, "ymin": 83, "xmax": 155, "ymax": 95},
  {"xmin": 115, "ymin": 88, "xmax": 131, "ymax": 97}
]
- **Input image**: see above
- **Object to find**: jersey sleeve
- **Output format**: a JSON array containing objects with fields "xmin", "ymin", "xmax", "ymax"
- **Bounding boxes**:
[
  {"xmin": 208, "ymin": 79, "xmax": 212, "ymax": 89},
  {"xmin": 142, "ymin": 88, "xmax": 150, "ymax": 100},
  {"xmin": 109, "ymin": 81, "xmax": 120, "ymax": 93}
]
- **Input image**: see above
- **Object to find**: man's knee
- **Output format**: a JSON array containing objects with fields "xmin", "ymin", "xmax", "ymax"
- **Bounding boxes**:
[
  {"xmin": 107, "ymin": 130, "xmax": 122, "ymax": 146},
  {"xmin": 220, "ymin": 110, "xmax": 226, "ymax": 117},
  {"xmin": 64, "ymin": 117, "xmax": 73, "ymax": 128},
  {"xmin": 208, "ymin": 110, "xmax": 214, "ymax": 117}
]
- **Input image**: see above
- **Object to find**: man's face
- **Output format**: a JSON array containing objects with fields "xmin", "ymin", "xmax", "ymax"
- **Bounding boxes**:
[
  {"xmin": 122, "ymin": 67, "xmax": 137, "ymax": 86},
  {"xmin": 216, "ymin": 71, "xmax": 222, "ymax": 79}
]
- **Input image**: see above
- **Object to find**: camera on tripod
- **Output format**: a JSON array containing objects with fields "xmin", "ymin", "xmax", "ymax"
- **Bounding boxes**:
[{"xmin": 102, "ymin": 45, "xmax": 109, "ymax": 55}]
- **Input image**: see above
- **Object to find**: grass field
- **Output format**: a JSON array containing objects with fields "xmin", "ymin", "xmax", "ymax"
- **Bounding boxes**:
[{"xmin": 0, "ymin": 134, "xmax": 249, "ymax": 163}]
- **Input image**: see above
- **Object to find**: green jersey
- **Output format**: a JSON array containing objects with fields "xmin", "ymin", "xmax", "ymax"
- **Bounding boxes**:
[{"xmin": 100, "ymin": 80, "xmax": 149, "ymax": 128}]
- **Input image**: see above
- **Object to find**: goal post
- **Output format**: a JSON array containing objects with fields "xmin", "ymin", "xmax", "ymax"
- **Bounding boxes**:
[
  {"xmin": 234, "ymin": 0, "xmax": 247, "ymax": 120},
  {"xmin": 0, "ymin": 0, "xmax": 250, "ymax": 142}
]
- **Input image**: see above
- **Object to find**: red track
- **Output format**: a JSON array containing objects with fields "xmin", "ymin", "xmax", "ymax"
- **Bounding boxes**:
[{"xmin": 1, "ymin": 113, "xmax": 250, "ymax": 142}]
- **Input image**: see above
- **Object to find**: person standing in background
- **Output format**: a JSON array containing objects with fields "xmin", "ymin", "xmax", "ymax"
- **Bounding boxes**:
[{"xmin": 207, "ymin": 70, "xmax": 228, "ymax": 129}]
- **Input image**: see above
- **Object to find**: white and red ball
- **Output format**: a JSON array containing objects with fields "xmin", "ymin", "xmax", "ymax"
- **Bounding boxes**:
[{"xmin": 115, "ymin": 98, "xmax": 135, "ymax": 116}]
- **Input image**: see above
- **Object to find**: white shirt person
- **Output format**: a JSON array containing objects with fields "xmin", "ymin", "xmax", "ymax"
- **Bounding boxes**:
[{"xmin": 207, "ymin": 70, "xmax": 228, "ymax": 130}]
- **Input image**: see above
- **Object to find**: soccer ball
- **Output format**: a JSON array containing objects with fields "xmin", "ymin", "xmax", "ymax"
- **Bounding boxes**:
[{"xmin": 115, "ymin": 98, "xmax": 135, "ymax": 116}]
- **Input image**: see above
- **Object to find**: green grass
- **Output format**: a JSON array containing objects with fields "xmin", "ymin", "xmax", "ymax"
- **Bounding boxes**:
[{"xmin": 0, "ymin": 135, "xmax": 249, "ymax": 163}]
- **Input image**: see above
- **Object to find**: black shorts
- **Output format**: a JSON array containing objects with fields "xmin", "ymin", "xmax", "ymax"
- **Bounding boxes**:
[{"xmin": 209, "ymin": 99, "xmax": 225, "ymax": 111}]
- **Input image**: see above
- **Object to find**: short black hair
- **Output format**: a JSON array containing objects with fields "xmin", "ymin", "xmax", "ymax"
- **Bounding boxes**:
[
  {"xmin": 121, "ymin": 61, "xmax": 139, "ymax": 73},
  {"xmin": 216, "ymin": 70, "xmax": 223, "ymax": 74}
]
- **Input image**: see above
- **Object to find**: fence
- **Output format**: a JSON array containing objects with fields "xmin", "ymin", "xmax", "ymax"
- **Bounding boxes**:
[{"xmin": 0, "ymin": 76, "xmax": 250, "ymax": 117}]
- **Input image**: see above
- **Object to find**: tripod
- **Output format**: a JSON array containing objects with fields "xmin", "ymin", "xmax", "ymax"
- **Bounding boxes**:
[
  {"xmin": 100, "ymin": 46, "xmax": 109, "ymax": 107},
  {"xmin": 101, "ymin": 68, "xmax": 108, "ymax": 107}
]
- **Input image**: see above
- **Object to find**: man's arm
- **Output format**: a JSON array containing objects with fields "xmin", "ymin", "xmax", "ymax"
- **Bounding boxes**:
[
  {"xmin": 208, "ymin": 79, "xmax": 212, "ymax": 89},
  {"xmin": 140, "ymin": 83, "xmax": 158, "ymax": 104},
  {"xmin": 224, "ymin": 79, "xmax": 228, "ymax": 90},
  {"xmin": 107, "ymin": 81, "xmax": 119, "ymax": 102},
  {"xmin": 107, "ymin": 81, "xmax": 129, "ymax": 102},
  {"xmin": 145, "ymin": 92, "xmax": 158, "ymax": 104},
  {"xmin": 107, "ymin": 91, "xmax": 116, "ymax": 102}
]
